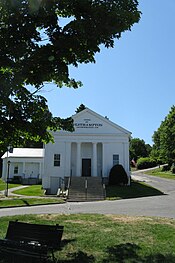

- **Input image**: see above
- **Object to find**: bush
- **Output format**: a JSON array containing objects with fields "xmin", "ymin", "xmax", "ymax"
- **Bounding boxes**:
[
  {"xmin": 108, "ymin": 164, "xmax": 128, "ymax": 186},
  {"xmin": 136, "ymin": 157, "xmax": 157, "ymax": 170},
  {"xmin": 171, "ymin": 163, "xmax": 175, "ymax": 174},
  {"xmin": 161, "ymin": 164, "xmax": 171, "ymax": 172}
]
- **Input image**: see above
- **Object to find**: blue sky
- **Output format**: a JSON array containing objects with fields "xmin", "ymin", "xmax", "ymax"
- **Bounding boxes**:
[{"xmin": 41, "ymin": 0, "xmax": 175, "ymax": 145}]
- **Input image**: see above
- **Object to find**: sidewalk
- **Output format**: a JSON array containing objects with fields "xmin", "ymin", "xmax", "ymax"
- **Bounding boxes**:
[
  {"xmin": 131, "ymin": 165, "xmax": 165, "ymax": 182},
  {"xmin": 0, "ymin": 185, "xmax": 30, "ymax": 198}
]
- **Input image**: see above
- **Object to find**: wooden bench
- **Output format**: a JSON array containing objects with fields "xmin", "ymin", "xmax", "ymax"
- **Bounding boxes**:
[{"xmin": 0, "ymin": 220, "xmax": 64, "ymax": 262}]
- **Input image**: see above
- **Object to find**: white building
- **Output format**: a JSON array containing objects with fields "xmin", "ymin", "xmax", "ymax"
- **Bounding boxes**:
[
  {"xmin": 2, "ymin": 148, "xmax": 44, "ymax": 184},
  {"xmin": 43, "ymin": 108, "xmax": 131, "ymax": 194}
]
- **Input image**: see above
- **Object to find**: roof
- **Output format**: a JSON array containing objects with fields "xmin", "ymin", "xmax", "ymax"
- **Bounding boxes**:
[
  {"xmin": 72, "ymin": 107, "xmax": 132, "ymax": 135},
  {"xmin": 1, "ymin": 148, "xmax": 44, "ymax": 159}
]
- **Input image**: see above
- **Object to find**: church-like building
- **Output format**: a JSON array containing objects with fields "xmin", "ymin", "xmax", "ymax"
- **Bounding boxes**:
[{"xmin": 43, "ymin": 108, "xmax": 131, "ymax": 194}]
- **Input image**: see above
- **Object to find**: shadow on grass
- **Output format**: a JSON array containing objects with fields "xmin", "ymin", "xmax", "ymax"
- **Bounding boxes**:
[
  {"xmin": 102, "ymin": 243, "xmax": 175, "ymax": 263},
  {"xmin": 106, "ymin": 181, "xmax": 164, "ymax": 200},
  {"xmin": 21, "ymin": 199, "xmax": 30, "ymax": 206},
  {"xmin": 1, "ymin": 243, "xmax": 175, "ymax": 263},
  {"xmin": 0, "ymin": 239, "xmax": 76, "ymax": 263}
]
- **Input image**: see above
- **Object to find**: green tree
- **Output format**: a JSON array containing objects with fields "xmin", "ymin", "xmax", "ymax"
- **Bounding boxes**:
[
  {"xmin": 152, "ymin": 105, "xmax": 175, "ymax": 165},
  {"xmin": 130, "ymin": 138, "xmax": 150, "ymax": 161},
  {"xmin": 75, "ymin": 104, "xmax": 86, "ymax": 113},
  {"xmin": 145, "ymin": 143, "xmax": 152, "ymax": 156},
  {"xmin": 0, "ymin": 0, "xmax": 141, "ymax": 150}
]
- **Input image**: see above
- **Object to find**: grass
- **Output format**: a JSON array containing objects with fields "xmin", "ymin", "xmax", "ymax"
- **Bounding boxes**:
[
  {"xmin": 0, "ymin": 179, "xmax": 65, "ymax": 208},
  {"xmin": 106, "ymin": 181, "xmax": 164, "ymax": 200},
  {"xmin": 13, "ymin": 184, "xmax": 44, "ymax": 196},
  {"xmin": 0, "ymin": 214, "xmax": 175, "ymax": 262},
  {"xmin": 144, "ymin": 168, "xmax": 175, "ymax": 180},
  {"xmin": 0, "ymin": 197, "xmax": 65, "ymax": 208},
  {"xmin": 0, "ymin": 178, "xmax": 20, "ymax": 191},
  {"xmin": 13, "ymin": 180, "xmax": 164, "ymax": 200},
  {"xmin": 0, "ymin": 180, "xmax": 164, "ymax": 208}
]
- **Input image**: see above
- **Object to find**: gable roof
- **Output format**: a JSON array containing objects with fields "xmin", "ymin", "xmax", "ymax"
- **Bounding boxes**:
[
  {"xmin": 1, "ymin": 148, "xmax": 44, "ymax": 159},
  {"xmin": 72, "ymin": 107, "xmax": 131, "ymax": 135}
]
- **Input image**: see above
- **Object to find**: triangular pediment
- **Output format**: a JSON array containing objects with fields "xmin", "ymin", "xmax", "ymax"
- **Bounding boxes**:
[{"xmin": 72, "ymin": 108, "xmax": 131, "ymax": 136}]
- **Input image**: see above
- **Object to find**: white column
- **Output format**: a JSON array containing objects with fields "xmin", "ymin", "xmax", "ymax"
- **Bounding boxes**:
[
  {"xmin": 22, "ymin": 162, "xmax": 26, "ymax": 178},
  {"xmin": 124, "ymin": 141, "xmax": 130, "ymax": 175},
  {"xmin": 64, "ymin": 142, "xmax": 71, "ymax": 177},
  {"xmin": 76, "ymin": 142, "xmax": 81, "ymax": 177},
  {"xmin": 39, "ymin": 162, "xmax": 42, "ymax": 179},
  {"xmin": 92, "ymin": 142, "xmax": 97, "ymax": 177},
  {"xmin": 102, "ymin": 143, "xmax": 105, "ymax": 177}
]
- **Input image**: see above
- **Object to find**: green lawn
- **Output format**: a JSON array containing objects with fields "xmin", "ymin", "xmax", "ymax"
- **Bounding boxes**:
[
  {"xmin": 13, "ymin": 184, "xmax": 44, "ymax": 196},
  {"xmin": 0, "ymin": 178, "xmax": 20, "ymax": 191},
  {"xmin": 12, "ymin": 181, "xmax": 163, "ymax": 200},
  {"xmin": 106, "ymin": 181, "xmax": 164, "ymax": 200},
  {"xmin": 10, "ymin": 181, "xmax": 163, "ymax": 200},
  {"xmin": 0, "ymin": 197, "xmax": 64, "ymax": 208},
  {"xmin": 0, "ymin": 180, "xmax": 163, "ymax": 208},
  {"xmin": 0, "ymin": 179, "xmax": 65, "ymax": 208},
  {"xmin": 144, "ymin": 168, "xmax": 175, "ymax": 180},
  {"xmin": 0, "ymin": 214, "xmax": 174, "ymax": 263}
]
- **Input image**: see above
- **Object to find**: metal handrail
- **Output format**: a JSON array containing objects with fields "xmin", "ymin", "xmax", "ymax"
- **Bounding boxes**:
[
  {"xmin": 85, "ymin": 178, "xmax": 88, "ymax": 200},
  {"xmin": 67, "ymin": 177, "xmax": 71, "ymax": 189},
  {"xmin": 103, "ymin": 183, "xmax": 106, "ymax": 199}
]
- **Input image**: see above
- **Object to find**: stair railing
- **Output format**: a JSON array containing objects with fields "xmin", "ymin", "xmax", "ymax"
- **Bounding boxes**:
[
  {"xmin": 67, "ymin": 177, "xmax": 71, "ymax": 189},
  {"xmin": 85, "ymin": 177, "xmax": 88, "ymax": 200},
  {"xmin": 67, "ymin": 175, "xmax": 72, "ymax": 199},
  {"xmin": 103, "ymin": 183, "xmax": 106, "ymax": 199}
]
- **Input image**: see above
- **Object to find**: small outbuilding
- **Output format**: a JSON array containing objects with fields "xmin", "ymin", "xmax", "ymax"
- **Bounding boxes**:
[{"xmin": 1, "ymin": 148, "xmax": 44, "ymax": 184}]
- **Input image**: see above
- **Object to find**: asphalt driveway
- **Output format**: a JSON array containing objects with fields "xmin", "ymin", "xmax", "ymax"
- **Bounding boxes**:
[{"xmin": 0, "ymin": 172, "xmax": 175, "ymax": 218}]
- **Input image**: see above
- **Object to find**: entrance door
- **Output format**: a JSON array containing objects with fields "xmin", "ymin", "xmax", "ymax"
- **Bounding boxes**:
[{"xmin": 82, "ymin": 159, "xmax": 91, "ymax": 177}]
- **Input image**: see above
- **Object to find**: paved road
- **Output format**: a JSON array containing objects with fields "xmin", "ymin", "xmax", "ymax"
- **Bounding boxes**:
[{"xmin": 0, "ymin": 172, "xmax": 175, "ymax": 218}]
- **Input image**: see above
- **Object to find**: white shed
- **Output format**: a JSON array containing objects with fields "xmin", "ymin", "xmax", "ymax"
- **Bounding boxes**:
[
  {"xmin": 43, "ymin": 108, "xmax": 131, "ymax": 194},
  {"xmin": 1, "ymin": 148, "xmax": 44, "ymax": 184}
]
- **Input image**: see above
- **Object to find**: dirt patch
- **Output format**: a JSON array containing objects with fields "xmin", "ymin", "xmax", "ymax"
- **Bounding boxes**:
[
  {"xmin": 105, "ymin": 214, "xmax": 175, "ymax": 227},
  {"xmin": 105, "ymin": 214, "xmax": 153, "ymax": 223},
  {"xmin": 64, "ymin": 220, "xmax": 97, "ymax": 226},
  {"xmin": 36, "ymin": 214, "xmax": 63, "ymax": 220}
]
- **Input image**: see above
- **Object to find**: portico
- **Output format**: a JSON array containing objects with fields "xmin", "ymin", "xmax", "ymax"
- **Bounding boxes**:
[{"xmin": 73, "ymin": 142, "xmax": 101, "ymax": 177}]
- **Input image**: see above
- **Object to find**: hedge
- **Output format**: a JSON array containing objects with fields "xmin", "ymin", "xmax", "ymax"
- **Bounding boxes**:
[{"xmin": 136, "ymin": 157, "xmax": 157, "ymax": 170}]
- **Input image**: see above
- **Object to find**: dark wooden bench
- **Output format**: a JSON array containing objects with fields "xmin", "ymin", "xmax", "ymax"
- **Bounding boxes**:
[{"xmin": 0, "ymin": 220, "xmax": 64, "ymax": 262}]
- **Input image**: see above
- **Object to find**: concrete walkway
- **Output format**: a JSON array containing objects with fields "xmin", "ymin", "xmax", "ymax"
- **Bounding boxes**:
[{"xmin": 0, "ymin": 185, "xmax": 29, "ymax": 197}]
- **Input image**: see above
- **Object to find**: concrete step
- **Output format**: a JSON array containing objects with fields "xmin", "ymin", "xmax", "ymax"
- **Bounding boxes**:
[{"xmin": 67, "ymin": 176, "xmax": 105, "ymax": 202}]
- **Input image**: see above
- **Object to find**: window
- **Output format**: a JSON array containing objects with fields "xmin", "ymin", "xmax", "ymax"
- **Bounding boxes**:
[
  {"xmin": 14, "ymin": 166, "xmax": 18, "ymax": 174},
  {"xmin": 54, "ymin": 154, "xmax": 60, "ymax": 166},
  {"xmin": 113, "ymin": 154, "xmax": 119, "ymax": 166}
]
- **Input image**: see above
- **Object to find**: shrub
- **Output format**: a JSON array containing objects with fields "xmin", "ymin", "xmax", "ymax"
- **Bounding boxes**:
[
  {"xmin": 108, "ymin": 164, "xmax": 128, "ymax": 186},
  {"xmin": 171, "ymin": 163, "xmax": 175, "ymax": 174},
  {"xmin": 161, "ymin": 164, "xmax": 171, "ymax": 172},
  {"xmin": 136, "ymin": 157, "xmax": 157, "ymax": 170}
]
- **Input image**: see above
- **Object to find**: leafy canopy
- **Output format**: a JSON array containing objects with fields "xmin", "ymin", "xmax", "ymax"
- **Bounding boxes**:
[
  {"xmin": 129, "ymin": 138, "xmax": 151, "ymax": 161},
  {"xmin": 0, "ymin": 0, "xmax": 141, "ymax": 151},
  {"xmin": 152, "ymin": 105, "xmax": 175, "ymax": 165},
  {"xmin": 75, "ymin": 104, "xmax": 86, "ymax": 113}
]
